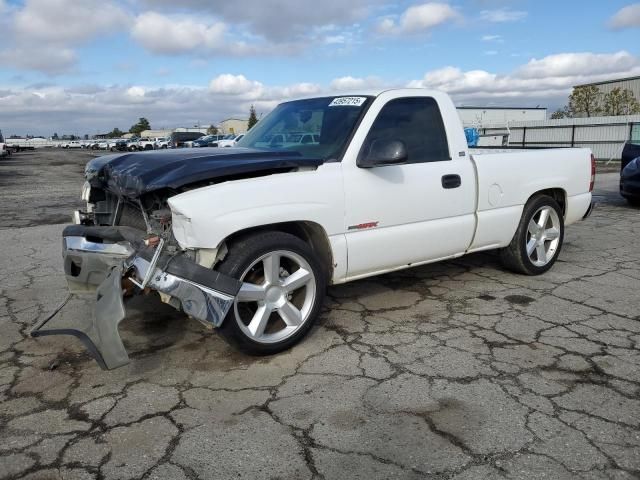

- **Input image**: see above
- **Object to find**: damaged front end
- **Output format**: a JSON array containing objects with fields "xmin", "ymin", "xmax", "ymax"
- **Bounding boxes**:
[
  {"xmin": 31, "ymin": 224, "xmax": 240, "ymax": 369},
  {"xmin": 32, "ymin": 147, "xmax": 317, "ymax": 369}
]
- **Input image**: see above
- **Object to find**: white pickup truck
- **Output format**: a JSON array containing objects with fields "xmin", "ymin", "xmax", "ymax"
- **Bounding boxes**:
[{"xmin": 33, "ymin": 89, "xmax": 594, "ymax": 369}]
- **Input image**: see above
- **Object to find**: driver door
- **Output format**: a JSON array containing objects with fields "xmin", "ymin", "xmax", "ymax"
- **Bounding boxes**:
[{"xmin": 342, "ymin": 95, "xmax": 477, "ymax": 279}]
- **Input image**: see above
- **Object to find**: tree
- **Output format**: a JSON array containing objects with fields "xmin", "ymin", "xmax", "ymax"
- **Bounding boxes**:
[
  {"xmin": 207, "ymin": 124, "xmax": 219, "ymax": 135},
  {"xmin": 107, "ymin": 128, "xmax": 125, "ymax": 138},
  {"xmin": 52, "ymin": 132, "xmax": 59, "ymax": 140},
  {"xmin": 129, "ymin": 117, "xmax": 151, "ymax": 136},
  {"xmin": 550, "ymin": 107, "xmax": 570, "ymax": 119},
  {"xmin": 602, "ymin": 87, "xmax": 640, "ymax": 116},
  {"xmin": 247, "ymin": 105, "xmax": 258, "ymax": 130},
  {"xmin": 568, "ymin": 85, "xmax": 602, "ymax": 117}
]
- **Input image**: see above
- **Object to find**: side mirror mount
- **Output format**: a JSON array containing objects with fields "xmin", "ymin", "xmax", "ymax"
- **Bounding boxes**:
[{"xmin": 358, "ymin": 139, "xmax": 408, "ymax": 168}]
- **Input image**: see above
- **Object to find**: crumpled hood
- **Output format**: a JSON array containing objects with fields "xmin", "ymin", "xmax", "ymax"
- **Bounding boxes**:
[{"xmin": 86, "ymin": 147, "xmax": 324, "ymax": 197}]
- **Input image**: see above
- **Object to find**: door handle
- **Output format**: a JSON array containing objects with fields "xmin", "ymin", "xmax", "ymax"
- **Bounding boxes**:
[{"xmin": 442, "ymin": 174, "xmax": 461, "ymax": 189}]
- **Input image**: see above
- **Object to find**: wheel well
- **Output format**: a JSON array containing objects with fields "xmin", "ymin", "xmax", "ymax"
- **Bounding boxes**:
[
  {"xmin": 529, "ymin": 188, "xmax": 566, "ymax": 216},
  {"xmin": 222, "ymin": 221, "xmax": 334, "ymax": 279}
]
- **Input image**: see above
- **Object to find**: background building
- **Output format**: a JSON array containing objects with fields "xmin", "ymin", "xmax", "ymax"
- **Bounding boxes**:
[
  {"xmin": 174, "ymin": 126, "xmax": 211, "ymax": 134},
  {"xmin": 478, "ymin": 114, "xmax": 640, "ymax": 159},
  {"xmin": 139, "ymin": 129, "xmax": 173, "ymax": 138},
  {"xmin": 574, "ymin": 75, "xmax": 640, "ymax": 101},
  {"xmin": 218, "ymin": 118, "xmax": 249, "ymax": 135},
  {"xmin": 456, "ymin": 106, "xmax": 547, "ymax": 127}
]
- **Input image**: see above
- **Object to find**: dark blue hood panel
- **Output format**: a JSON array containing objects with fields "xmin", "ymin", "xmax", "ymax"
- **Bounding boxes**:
[{"xmin": 87, "ymin": 147, "xmax": 324, "ymax": 197}]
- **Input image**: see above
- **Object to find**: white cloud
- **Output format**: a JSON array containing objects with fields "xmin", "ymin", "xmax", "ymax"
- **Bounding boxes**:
[
  {"xmin": 132, "ymin": 12, "xmax": 227, "ymax": 55},
  {"xmin": 280, "ymin": 83, "xmax": 322, "ymax": 97},
  {"xmin": 484, "ymin": 50, "xmax": 498, "ymax": 56},
  {"xmin": 608, "ymin": 3, "xmax": 640, "ymax": 30},
  {"xmin": 481, "ymin": 34, "xmax": 502, "ymax": 42},
  {"xmin": 377, "ymin": 2, "xmax": 459, "ymax": 35},
  {"xmin": 3, "ymin": 50, "xmax": 640, "ymax": 136},
  {"xmin": 14, "ymin": 0, "xmax": 128, "ymax": 43},
  {"xmin": 479, "ymin": 9, "xmax": 527, "ymax": 23},
  {"xmin": 209, "ymin": 74, "xmax": 264, "ymax": 96},
  {"xmin": 131, "ymin": 12, "xmax": 294, "ymax": 57},
  {"xmin": 325, "ymin": 35, "xmax": 347, "ymax": 45},
  {"xmin": 330, "ymin": 76, "xmax": 382, "ymax": 90},
  {"xmin": 143, "ymin": 0, "xmax": 382, "ymax": 42},
  {"xmin": 0, "ymin": 46, "xmax": 77, "ymax": 75},
  {"xmin": 127, "ymin": 86, "xmax": 146, "ymax": 97},
  {"xmin": 0, "ymin": 76, "xmax": 324, "ymax": 135},
  {"xmin": 408, "ymin": 51, "xmax": 640, "ymax": 103},
  {"xmin": 209, "ymin": 74, "xmax": 320, "ymax": 100},
  {"xmin": 0, "ymin": 0, "xmax": 127, "ymax": 74},
  {"xmin": 517, "ymin": 51, "xmax": 640, "ymax": 79}
]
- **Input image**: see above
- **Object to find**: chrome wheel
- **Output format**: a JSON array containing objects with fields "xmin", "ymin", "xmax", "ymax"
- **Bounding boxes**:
[
  {"xmin": 234, "ymin": 250, "xmax": 316, "ymax": 344},
  {"xmin": 526, "ymin": 206, "xmax": 561, "ymax": 267}
]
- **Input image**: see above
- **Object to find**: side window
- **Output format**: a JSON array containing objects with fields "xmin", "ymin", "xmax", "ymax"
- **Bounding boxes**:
[{"xmin": 361, "ymin": 97, "xmax": 450, "ymax": 164}]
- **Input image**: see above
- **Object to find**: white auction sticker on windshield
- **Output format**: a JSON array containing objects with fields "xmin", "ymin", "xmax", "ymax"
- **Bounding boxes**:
[{"xmin": 329, "ymin": 97, "xmax": 367, "ymax": 107}]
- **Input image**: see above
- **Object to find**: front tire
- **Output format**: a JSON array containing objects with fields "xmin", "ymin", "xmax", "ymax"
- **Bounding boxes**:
[
  {"xmin": 500, "ymin": 195, "xmax": 564, "ymax": 275},
  {"xmin": 216, "ymin": 231, "xmax": 326, "ymax": 355}
]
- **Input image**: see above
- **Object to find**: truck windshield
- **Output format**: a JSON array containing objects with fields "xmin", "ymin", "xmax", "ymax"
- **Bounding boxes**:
[{"xmin": 237, "ymin": 96, "xmax": 372, "ymax": 160}]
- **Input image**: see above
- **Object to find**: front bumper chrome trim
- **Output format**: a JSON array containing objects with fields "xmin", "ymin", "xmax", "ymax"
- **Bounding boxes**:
[
  {"xmin": 65, "ymin": 236, "xmax": 134, "ymax": 256},
  {"xmin": 126, "ymin": 254, "xmax": 234, "ymax": 328}
]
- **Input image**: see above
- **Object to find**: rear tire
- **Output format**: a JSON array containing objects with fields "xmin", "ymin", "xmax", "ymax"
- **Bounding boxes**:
[
  {"xmin": 215, "ymin": 231, "xmax": 326, "ymax": 355},
  {"xmin": 500, "ymin": 195, "xmax": 564, "ymax": 275}
]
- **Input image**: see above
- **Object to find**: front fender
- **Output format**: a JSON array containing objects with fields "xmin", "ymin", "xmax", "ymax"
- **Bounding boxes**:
[{"xmin": 168, "ymin": 164, "xmax": 344, "ymax": 249}]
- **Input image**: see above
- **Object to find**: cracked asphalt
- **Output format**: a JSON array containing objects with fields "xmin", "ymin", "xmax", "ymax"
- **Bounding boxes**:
[{"xmin": 1, "ymin": 150, "xmax": 639, "ymax": 480}]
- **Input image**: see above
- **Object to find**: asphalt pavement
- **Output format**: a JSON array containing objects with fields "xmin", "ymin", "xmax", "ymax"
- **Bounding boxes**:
[{"xmin": 1, "ymin": 149, "xmax": 639, "ymax": 479}]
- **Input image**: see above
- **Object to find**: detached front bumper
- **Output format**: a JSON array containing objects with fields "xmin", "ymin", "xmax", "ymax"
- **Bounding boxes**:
[{"xmin": 31, "ymin": 225, "xmax": 241, "ymax": 369}]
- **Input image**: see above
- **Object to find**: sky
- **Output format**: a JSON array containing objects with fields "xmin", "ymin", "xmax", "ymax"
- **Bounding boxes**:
[{"xmin": 0, "ymin": 0, "xmax": 639, "ymax": 136}]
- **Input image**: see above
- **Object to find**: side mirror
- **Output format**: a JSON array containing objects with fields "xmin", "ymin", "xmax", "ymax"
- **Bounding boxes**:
[{"xmin": 358, "ymin": 139, "xmax": 408, "ymax": 168}]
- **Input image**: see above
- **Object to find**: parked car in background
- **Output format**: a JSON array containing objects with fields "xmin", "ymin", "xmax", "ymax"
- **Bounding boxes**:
[
  {"xmin": 65, "ymin": 141, "xmax": 83, "ymax": 149},
  {"xmin": 189, "ymin": 135, "xmax": 211, "ymax": 148},
  {"xmin": 189, "ymin": 134, "xmax": 224, "ymax": 147},
  {"xmin": 203, "ymin": 134, "xmax": 227, "ymax": 147},
  {"xmin": 137, "ymin": 138, "xmax": 157, "ymax": 151},
  {"xmin": 0, "ymin": 130, "xmax": 8, "ymax": 157},
  {"xmin": 620, "ymin": 141, "xmax": 640, "ymax": 206},
  {"xmin": 109, "ymin": 140, "xmax": 129, "ymax": 152},
  {"xmin": 217, "ymin": 133, "xmax": 245, "ymax": 147},
  {"xmin": 169, "ymin": 131, "xmax": 206, "ymax": 148},
  {"xmin": 127, "ymin": 139, "xmax": 139, "ymax": 151},
  {"xmin": 156, "ymin": 137, "xmax": 170, "ymax": 149}
]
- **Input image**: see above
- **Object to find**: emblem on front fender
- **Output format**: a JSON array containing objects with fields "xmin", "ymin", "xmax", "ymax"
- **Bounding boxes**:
[{"xmin": 348, "ymin": 221, "xmax": 379, "ymax": 230}]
